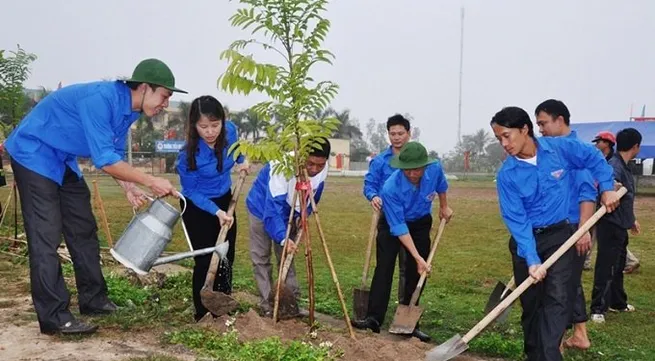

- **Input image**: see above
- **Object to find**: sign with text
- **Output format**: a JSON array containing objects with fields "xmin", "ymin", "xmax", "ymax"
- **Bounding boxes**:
[{"xmin": 155, "ymin": 140, "xmax": 185, "ymax": 153}]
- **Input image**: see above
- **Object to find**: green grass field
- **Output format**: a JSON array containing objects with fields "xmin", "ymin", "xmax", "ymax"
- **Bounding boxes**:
[{"xmin": 0, "ymin": 173, "xmax": 653, "ymax": 360}]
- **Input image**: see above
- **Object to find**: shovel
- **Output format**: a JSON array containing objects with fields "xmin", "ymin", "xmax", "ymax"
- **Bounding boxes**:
[
  {"xmin": 389, "ymin": 218, "xmax": 447, "ymax": 335},
  {"xmin": 483, "ymin": 275, "xmax": 515, "ymax": 324},
  {"xmin": 425, "ymin": 187, "xmax": 627, "ymax": 361},
  {"xmin": 352, "ymin": 210, "xmax": 380, "ymax": 320},
  {"xmin": 200, "ymin": 171, "xmax": 247, "ymax": 316}
]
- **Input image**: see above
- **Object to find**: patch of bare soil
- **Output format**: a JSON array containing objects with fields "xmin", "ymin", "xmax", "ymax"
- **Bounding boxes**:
[
  {"xmin": 0, "ymin": 296, "xmax": 195, "ymax": 361},
  {"xmin": 200, "ymin": 303, "xmax": 501, "ymax": 361}
]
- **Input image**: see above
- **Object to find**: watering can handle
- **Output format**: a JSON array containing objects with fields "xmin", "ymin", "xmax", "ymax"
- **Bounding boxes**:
[
  {"xmin": 137, "ymin": 191, "xmax": 194, "ymax": 252},
  {"xmin": 176, "ymin": 192, "xmax": 194, "ymax": 252}
]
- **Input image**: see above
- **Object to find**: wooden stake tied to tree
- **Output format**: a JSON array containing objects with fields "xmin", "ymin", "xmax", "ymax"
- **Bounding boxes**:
[{"xmin": 219, "ymin": 0, "xmax": 354, "ymax": 338}]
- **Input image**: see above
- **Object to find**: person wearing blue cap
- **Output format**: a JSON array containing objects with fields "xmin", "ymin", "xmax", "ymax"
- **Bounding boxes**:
[
  {"xmin": 3, "ymin": 58, "xmax": 186, "ymax": 335},
  {"xmin": 352, "ymin": 141, "xmax": 453, "ymax": 343}
]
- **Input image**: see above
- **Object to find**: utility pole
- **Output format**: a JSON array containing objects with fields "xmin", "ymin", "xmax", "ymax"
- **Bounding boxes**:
[{"xmin": 457, "ymin": 7, "xmax": 465, "ymax": 143}]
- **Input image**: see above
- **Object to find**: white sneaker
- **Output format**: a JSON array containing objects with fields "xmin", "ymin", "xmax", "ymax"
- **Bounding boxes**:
[
  {"xmin": 609, "ymin": 304, "xmax": 635, "ymax": 313},
  {"xmin": 590, "ymin": 314, "xmax": 605, "ymax": 323}
]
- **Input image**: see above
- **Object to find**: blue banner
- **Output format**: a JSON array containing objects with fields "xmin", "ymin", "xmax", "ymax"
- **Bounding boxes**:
[{"xmin": 155, "ymin": 140, "xmax": 185, "ymax": 153}]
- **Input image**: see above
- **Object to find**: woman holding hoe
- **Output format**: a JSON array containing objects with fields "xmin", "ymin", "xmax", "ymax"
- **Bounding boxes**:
[
  {"xmin": 176, "ymin": 95, "xmax": 249, "ymax": 321},
  {"xmin": 490, "ymin": 106, "xmax": 619, "ymax": 361}
]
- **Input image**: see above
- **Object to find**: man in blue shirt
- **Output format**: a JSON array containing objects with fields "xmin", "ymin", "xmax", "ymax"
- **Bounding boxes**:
[
  {"xmin": 4, "ymin": 58, "xmax": 185, "ymax": 335},
  {"xmin": 245, "ymin": 139, "xmax": 331, "ymax": 317},
  {"xmin": 362, "ymin": 114, "xmax": 412, "ymax": 304},
  {"xmin": 492, "ymin": 106, "xmax": 619, "ymax": 361},
  {"xmin": 535, "ymin": 99, "xmax": 596, "ymax": 351},
  {"xmin": 352, "ymin": 141, "xmax": 453, "ymax": 343}
]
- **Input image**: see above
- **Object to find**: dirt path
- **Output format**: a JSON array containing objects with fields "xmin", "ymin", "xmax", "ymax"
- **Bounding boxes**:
[{"xmin": 0, "ymin": 295, "xmax": 195, "ymax": 361}]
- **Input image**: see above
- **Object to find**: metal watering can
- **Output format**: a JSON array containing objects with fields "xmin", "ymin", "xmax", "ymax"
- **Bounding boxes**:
[{"xmin": 110, "ymin": 192, "xmax": 221, "ymax": 275}]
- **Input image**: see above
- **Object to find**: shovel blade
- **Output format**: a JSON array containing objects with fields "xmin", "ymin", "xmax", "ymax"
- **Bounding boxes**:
[
  {"xmin": 495, "ymin": 303, "xmax": 513, "ymax": 324},
  {"xmin": 483, "ymin": 281, "xmax": 507, "ymax": 314},
  {"xmin": 388, "ymin": 304, "xmax": 424, "ymax": 335},
  {"xmin": 200, "ymin": 289, "xmax": 239, "ymax": 316},
  {"xmin": 484, "ymin": 281, "xmax": 514, "ymax": 324},
  {"xmin": 425, "ymin": 334, "xmax": 469, "ymax": 361},
  {"xmin": 352, "ymin": 287, "xmax": 370, "ymax": 321}
]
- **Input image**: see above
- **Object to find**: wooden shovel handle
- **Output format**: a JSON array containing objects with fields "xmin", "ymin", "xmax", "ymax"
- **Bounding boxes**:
[
  {"xmin": 360, "ymin": 211, "xmax": 380, "ymax": 287},
  {"xmin": 408, "ymin": 218, "xmax": 447, "ymax": 306},
  {"xmin": 279, "ymin": 228, "xmax": 303, "ymax": 282},
  {"xmin": 500, "ymin": 276, "xmax": 515, "ymax": 299},
  {"xmin": 462, "ymin": 187, "xmax": 627, "ymax": 344},
  {"xmin": 203, "ymin": 171, "xmax": 247, "ymax": 288}
]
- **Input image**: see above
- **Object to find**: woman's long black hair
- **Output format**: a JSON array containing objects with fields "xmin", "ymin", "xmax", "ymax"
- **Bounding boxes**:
[{"xmin": 185, "ymin": 95, "xmax": 227, "ymax": 172}]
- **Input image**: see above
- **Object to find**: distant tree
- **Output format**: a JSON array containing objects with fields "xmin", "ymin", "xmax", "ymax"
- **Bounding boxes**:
[
  {"xmin": 366, "ymin": 118, "xmax": 389, "ymax": 153},
  {"xmin": 373, "ymin": 122, "xmax": 389, "ymax": 153},
  {"xmin": 230, "ymin": 109, "xmax": 248, "ymax": 139},
  {"xmin": 441, "ymin": 128, "xmax": 499, "ymax": 173},
  {"xmin": 411, "ymin": 126, "xmax": 421, "ymax": 141},
  {"xmin": 428, "ymin": 150, "xmax": 439, "ymax": 160},
  {"xmin": 244, "ymin": 108, "xmax": 266, "ymax": 142},
  {"xmin": 176, "ymin": 101, "xmax": 190, "ymax": 138},
  {"xmin": 0, "ymin": 45, "xmax": 37, "ymax": 138},
  {"xmin": 313, "ymin": 107, "xmax": 335, "ymax": 122},
  {"xmin": 482, "ymin": 141, "xmax": 506, "ymax": 170},
  {"xmin": 332, "ymin": 109, "xmax": 363, "ymax": 139},
  {"xmin": 350, "ymin": 138, "xmax": 370, "ymax": 162},
  {"xmin": 131, "ymin": 114, "xmax": 163, "ymax": 152}
]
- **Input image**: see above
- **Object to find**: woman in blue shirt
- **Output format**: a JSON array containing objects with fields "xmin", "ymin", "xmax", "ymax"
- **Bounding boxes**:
[
  {"xmin": 491, "ymin": 106, "xmax": 619, "ymax": 361},
  {"xmin": 176, "ymin": 95, "xmax": 248, "ymax": 321}
]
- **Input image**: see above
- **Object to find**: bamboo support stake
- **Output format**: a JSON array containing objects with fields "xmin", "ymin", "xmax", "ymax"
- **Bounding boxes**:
[
  {"xmin": 92, "ymin": 180, "xmax": 113, "ymax": 248},
  {"xmin": 0, "ymin": 249, "xmax": 24, "ymax": 258},
  {"xmin": 273, "ymin": 189, "xmax": 300, "ymax": 323},
  {"xmin": 0, "ymin": 182, "xmax": 15, "ymax": 229},
  {"xmin": 299, "ymin": 187, "xmax": 315, "ymax": 326},
  {"xmin": 303, "ymin": 169, "xmax": 355, "ymax": 339}
]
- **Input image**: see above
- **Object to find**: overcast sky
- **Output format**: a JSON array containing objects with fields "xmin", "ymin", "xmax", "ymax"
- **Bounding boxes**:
[{"xmin": 2, "ymin": 0, "xmax": 654, "ymax": 154}]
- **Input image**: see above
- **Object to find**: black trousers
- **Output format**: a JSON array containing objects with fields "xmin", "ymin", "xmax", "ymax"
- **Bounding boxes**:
[
  {"xmin": 590, "ymin": 218, "xmax": 628, "ymax": 315},
  {"xmin": 367, "ymin": 214, "xmax": 432, "ymax": 326},
  {"xmin": 11, "ymin": 158, "xmax": 109, "ymax": 333},
  {"xmin": 376, "ymin": 215, "xmax": 408, "ymax": 304},
  {"xmin": 568, "ymin": 224, "xmax": 588, "ymax": 326},
  {"xmin": 180, "ymin": 192, "xmax": 236, "ymax": 321},
  {"xmin": 510, "ymin": 222, "xmax": 574, "ymax": 361}
]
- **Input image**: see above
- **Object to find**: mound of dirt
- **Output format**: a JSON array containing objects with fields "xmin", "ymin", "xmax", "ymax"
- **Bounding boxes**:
[{"xmin": 199, "ymin": 308, "xmax": 489, "ymax": 361}]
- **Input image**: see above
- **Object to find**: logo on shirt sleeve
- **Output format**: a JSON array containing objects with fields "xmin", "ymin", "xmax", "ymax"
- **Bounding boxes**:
[
  {"xmin": 550, "ymin": 169, "xmax": 564, "ymax": 179},
  {"xmin": 425, "ymin": 191, "xmax": 437, "ymax": 202}
]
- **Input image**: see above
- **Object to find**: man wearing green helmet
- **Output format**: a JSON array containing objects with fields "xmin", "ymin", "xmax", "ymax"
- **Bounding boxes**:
[{"xmin": 3, "ymin": 58, "xmax": 186, "ymax": 335}]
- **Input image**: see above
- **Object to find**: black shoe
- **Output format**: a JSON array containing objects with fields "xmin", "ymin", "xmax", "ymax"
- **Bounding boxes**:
[
  {"xmin": 43, "ymin": 319, "xmax": 98, "ymax": 335},
  {"xmin": 351, "ymin": 317, "xmax": 380, "ymax": 333},
  {"xmin": 80, "ymin": 301, "xmax": 119, "ymax": 316},
  {"xmin": 411, "ymin": 328, "xmax": 431, "ymax": 343}
]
